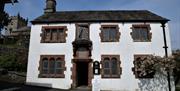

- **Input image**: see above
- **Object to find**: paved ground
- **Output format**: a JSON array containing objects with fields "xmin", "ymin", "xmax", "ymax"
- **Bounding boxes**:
[
  {"xmin": 20, "ymin": 85, "xmax": 69, "ymax": 91},
  {"xmin": 0, "ymin": 81, "xmax": 90, "ymax": 91},
  {"xmin": 0, "ymin": 82, "xmax": 66, "ymax": 91},
  {"xmin": 0, "ymin": 81, "xmax": 22, "ymax": 91}
]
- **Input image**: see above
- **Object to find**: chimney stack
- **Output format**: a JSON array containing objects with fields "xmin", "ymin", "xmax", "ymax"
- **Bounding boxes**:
[{"xmin": 44, "ymin": 0, "xmax": 56, "ymax": 13}]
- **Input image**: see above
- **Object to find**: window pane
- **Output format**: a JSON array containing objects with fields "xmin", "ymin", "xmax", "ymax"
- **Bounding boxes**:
[
  {"xmin": 42, "ymin": 27, "xmax": 67, "ymax": 43},
  {"xmin": 111, "ymin": 58, "xmax": 118, "ymax": 75},
  {"xmin": 141, "ymin": 28, "xmax": 148, "ymax": 41},
  {"xmin": 109, "ymin": 29, "xmax": 116, "ymax": 41},
  {"xmin": 56, "ymin": 60, "xmax": 62, "ymax": 69},
  {"xmin": 42, "ymin": 58, "xmax": 48, "ymax": 74},
  {"xmin": 56, "ymin": 69, "xmax": 63, "ymax": 74},
  {"xmin": 104, "ymin": 69, "xmax": 110, "ymax": 75},
  {"xmin": 45, "ymin": 29, "xmax": 51, "ymax": 42},
  {"xmin": 102, "ymin": 27, "xmax": 117, "ymax": 41},
  {"xmin": 42, "ymin": 69, "xmax": 48, "ymax": 74},
  {"xmin": 102, "ymin": 30, "xmax": 109, "ymax": 41},
  {"xmin": 58, "ymin": 29, "xmax": 64, "ymax": 33},
  {"xmin": 56, "ymin": 58, "xmax": 63, "ymax": 74},
  {"xmin": 104, "ymin": 58, "xmax": 110, "ymax": 68},
  {"xmin": 104, "ymin": 61, "xmax": 110, "ymax": 68},
  {"xmin": 138, "ymin": 29, "xmax": 143, "ymax": 40},
  {"xmin": 55, "ymin": 59, "xmax": 63, "ymax": 74},
  {"xmin": 138, "ymin": 30, "xmax": 142, "ymax": 41},
  {"xmin": 52, "ymin": 29, "xmax": 57, "ymax": 41},
  {"xmin": 133, "ymin": 29, "xmax": 141, "ymax": 41},
  {"xmin": 43, "ymin": 59, "xmax": 48, "ymax": 68},
  {"xmin": 58, "ymin": 29, "xmax": 64, "ymax": 42},
  {"xmin": 103, "ymin": 58, "xmax": 111, "ymax": 76},
  {"xmin": 49, "ymin": 58, "xmax": 55, "ymax": 74},
  {"xmin": 132, "ymin": 30, "xmax": 137, "ymax": 40},
  {"xmin": 133, "ymin": 27, "xmax": 149, "ymax": 41}
]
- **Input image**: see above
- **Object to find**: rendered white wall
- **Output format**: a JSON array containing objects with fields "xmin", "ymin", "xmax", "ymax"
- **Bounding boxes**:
[
  {"xmin": 90, "ymin": 23, "xmax": 173, "ymax": 91},
  {"xmin": 26, "ymin": 24, "xmax": 76, "ymax": 89},
  {"xmin": 26, "ymin": 22, "xmax": 173, "ymax": 91}
]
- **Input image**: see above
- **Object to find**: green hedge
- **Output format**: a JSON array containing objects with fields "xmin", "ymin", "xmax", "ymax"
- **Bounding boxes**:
[
  {"xmin": 176, "ymin": 87, "xmax": 180, "ymax": 91},
  {"xmin": 0, "ymin": 54, "xmax": 26, "ymax": 72}
]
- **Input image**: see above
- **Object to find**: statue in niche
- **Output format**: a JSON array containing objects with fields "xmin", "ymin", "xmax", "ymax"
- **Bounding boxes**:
[{"xmin": 76, "ymin": 25, "xmax": 89, "ymax": 40}]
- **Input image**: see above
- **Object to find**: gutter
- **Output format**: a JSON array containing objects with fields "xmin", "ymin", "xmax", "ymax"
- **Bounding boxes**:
[{"xmin": 161, "ymin": 21, "xmax": 171, "ymax": 91}]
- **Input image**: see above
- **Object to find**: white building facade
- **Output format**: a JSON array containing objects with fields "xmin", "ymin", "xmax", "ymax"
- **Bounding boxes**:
[{"xmin": 26, "ymin": 0, "xmax": 174, "ymax": 91}]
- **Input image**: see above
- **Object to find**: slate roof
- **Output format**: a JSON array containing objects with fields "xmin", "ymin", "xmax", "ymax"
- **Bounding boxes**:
[{"xmin": 31, "ymin": 10, "xmax": 169, "ymax": 24}]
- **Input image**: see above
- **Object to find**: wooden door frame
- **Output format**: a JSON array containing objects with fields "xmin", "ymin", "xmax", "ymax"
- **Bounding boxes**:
[{"xmin": 71, "ymin": 59, "xmax": 93, "ymax": 88}]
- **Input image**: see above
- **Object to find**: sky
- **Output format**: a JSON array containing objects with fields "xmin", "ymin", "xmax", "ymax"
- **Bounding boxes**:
[{"xmin": 4, "ymin": 0, "xmax": 180, "ymax": 50}]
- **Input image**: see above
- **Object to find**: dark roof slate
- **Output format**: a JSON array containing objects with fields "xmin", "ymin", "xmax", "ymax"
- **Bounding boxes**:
[{"xmin": 31, "ymin": 10, "xmax": 169, "ymax": 24}]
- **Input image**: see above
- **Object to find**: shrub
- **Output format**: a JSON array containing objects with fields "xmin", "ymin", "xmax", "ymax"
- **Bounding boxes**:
[{"xmin": 0, "ymin": 53, "xmax": 27, "ymax": 72}]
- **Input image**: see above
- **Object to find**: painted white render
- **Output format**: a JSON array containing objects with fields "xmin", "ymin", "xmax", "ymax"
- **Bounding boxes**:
[{"xmin": 26, "ymin": 22, "xmax": 174, "ymax": 91}]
